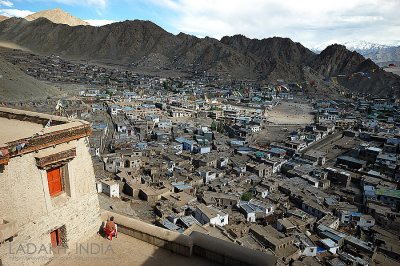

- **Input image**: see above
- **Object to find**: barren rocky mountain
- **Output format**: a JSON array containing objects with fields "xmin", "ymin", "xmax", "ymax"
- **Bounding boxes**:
[
  {"xmin": 0, "ymin": 15, "xmax": 8, "ymax": 22},
  {"xmin": 25, "ymin": 8, "xmax": 89, "ymax": 26},
  {"xmin": 219, "ymin": 37, "xmax": 399, "ymax": 96},
  {"xmin": 312, "ymin": 44, "xmax": 367, "ymax": 77},
  {"xmin": 0, "ymin": 16, "xmax": 399, "ymax": 96},
  {"xmin": 0, "ymin": 56, "xmax": 60, "ymax": 101},
  {"xmin": 219, "ymin": 34, "xmax": 316, "ymax": 81},
  {"xmin": 312, "ymin": 44, "xmax": 400, "ymax": 96},
  {"xmin": 0, "ymin": 18, "xmax": 255, "ymax": 78},
  {"xmin": 221, "ymin": 35, "xmax": 315, "ymax": 64}
]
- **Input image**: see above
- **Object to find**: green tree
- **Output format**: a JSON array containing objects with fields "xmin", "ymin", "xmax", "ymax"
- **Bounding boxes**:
[
  {"xmin": 163, "ymin": 81, "xmax": 169, "ymax": 90},
  {"xmin": 217, "ymin": 122, "xmax": 225, "ymax": 133},
  {"xmin": 241, "ymin": 192, "xmax": 253, "ymax": 201},
  {"xmin": 211, "ymin": 120, "xmax": 217, "ymax": 131}
]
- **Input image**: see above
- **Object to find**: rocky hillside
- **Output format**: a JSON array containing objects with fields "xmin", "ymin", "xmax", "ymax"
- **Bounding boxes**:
[
  {"xmin": 0, "ymin": 15, "xmax": 8, "ymax": 22},
  {"xmin": 312, "ymin": 44, "xmax": 367, "ymax": 76},
  {"xmin": 312, "ymin": 44, "xmax": 400, "ymax": 96},
  {"xmin": 220, "ymin": 35, "xmax": 316, "ymax": 81},
  {"xmin": 0, "ymin": 17, "xmax": 399, "ymax": 96},
  {"xmin": 221, "ymin": 35, "xmax": 315, "ymax": 64},
  {"xmin": 25, "ymin": 8, "xmax": 89, "ymax": 26},
  {"xmin": 0, "ymin": 56, "xmax": 60, "ymax": 101}
]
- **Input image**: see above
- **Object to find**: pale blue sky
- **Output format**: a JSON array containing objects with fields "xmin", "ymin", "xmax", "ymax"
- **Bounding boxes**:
[{"xmin": 0, "ymin": 0, "xmax": 399, "ymax": 47}]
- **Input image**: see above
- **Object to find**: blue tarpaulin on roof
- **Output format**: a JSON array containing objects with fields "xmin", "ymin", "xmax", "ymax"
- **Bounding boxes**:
[{"xmin": 255, "ymin": 151, "xmax": 264, "ymax": 157}]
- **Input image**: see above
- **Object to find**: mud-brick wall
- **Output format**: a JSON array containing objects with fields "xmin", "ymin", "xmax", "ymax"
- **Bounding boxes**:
[{"xmin": 0, "ymin": 138, "xmax": 101, "ymax": 266}]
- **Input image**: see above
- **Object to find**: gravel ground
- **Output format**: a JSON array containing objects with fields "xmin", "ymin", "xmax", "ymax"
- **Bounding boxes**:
[{"xmin": 266, "ymin": 101, "xmax": 313, "ymax": 125}]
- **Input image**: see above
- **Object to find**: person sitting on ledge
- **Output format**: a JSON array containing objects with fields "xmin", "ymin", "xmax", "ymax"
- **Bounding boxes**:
[{"xmin": 104, "ymin": 216, "xmax": 117, "ymax": 240}]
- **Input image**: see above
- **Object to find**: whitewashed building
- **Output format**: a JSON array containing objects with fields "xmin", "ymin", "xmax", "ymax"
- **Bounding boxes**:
[
  {"xmin": 97, "ymin": 179, "xmax": 120, "ymax": 198},
  {"xmin": 0, "ymin": 107, "xmax": 101, "ymax": 265},
  {"xmin": 194, "ymin": 204, "xmax": 229, "ymax": 226}
]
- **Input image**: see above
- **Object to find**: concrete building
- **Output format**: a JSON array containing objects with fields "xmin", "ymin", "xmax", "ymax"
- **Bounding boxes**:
[
  {"xmin": 249, "ymin": 125, "xmax": 261, "ymax": 133},
  {"xmin": 336, "ymin": 156, "xmax": 367, "ymax": 170},
  {"xmin": 303, "ymin": 150, "xmax": 326, "ymax": 166},
  {"xmin": 198, "ymin": 167, "xmax": 217, "ymax": 184},
  {"xmin": 238, "ymin": 200, "xmax": 274, "ymax": 222},
  {"xmin": 295, "ymin": 234, "xmax": 317, "ymax": 257},
  {"xmin": 374, "ymin": 188, "xmax": 400, "ymax": 206},
  {"xmin": 108, "ymin": 104, "xmax": 122, "ymax": 116},
  {"xmin": 97, "ymin": 179, "xmax": 120, "ymax": 198},
  {"xmin": 249, "ymin": 225, "xmax": 300, "ymax": 261},
  {"xmin": 0, "ymin": 107, "xmax": 101, "ymax": 265},
  {"xmin": 317, "ymin": 214, "xmax": 340, "ymax": 230},
  {"xmin": 170, "ymin": 110, "xmax": 192, "ymax": 118},
  {"xmin": 320, "ymin": 238, "xmax": 339, "ymax": 254},
  {"xmin": 325, "ymin": 167, "xmax": 351, "ymax": 187},
  {"xmin": 246, "ymin": 163, "xmax": 272, "ymax": 178},
  {"xmin": 194, "ymin": 204, "xmax": 229, "ymax": 226},
  {"xmin": 301, "ymin": 199, "xmax": 330, "ymax": 219},
  {"xmin": 337, "ymin": 210, "xmax": 375, "ymax": 228},
  {"xmin": 139, "ymin": 187, "xmax": 170, "ymax": 204},
  {"xmin": 316, "ymin": 224, "xmax": 347, "ymax": 245}
]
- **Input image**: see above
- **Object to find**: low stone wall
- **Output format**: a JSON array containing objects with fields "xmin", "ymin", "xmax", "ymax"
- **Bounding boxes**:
[
  {"xmin": 102, "ymin": 211, "xmax": 277, "ymax": 266},
  {"xmin": 101, "ymin": 211, "xmax": 192, "ymax": 257},
  {"xmin": 190, "ymin": 231, "xmax": 276, "ymax": 266}
]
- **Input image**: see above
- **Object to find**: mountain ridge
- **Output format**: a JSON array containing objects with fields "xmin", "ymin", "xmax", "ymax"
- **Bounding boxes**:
[
  {"xmin": 24, "ymin": 8, "xmax": 89, "ymax": 26},
  {"xmin": 0, "ymin": 16, "xmax": 399, "ymax": 96}
]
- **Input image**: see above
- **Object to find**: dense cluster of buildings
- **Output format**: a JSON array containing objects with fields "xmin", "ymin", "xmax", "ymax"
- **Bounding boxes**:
[
  {"xmin": 81, "ymin": 85, "xmax": 400, "ymax": 265},
  {"xmin": 2, "ymin": 51, "xmax": 400, "ymax": 265}
]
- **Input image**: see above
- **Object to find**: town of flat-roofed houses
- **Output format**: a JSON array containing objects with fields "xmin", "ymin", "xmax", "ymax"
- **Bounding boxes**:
[{"xmin": 1, "ymin": 5, "xmax": 400, "ymax": 266}]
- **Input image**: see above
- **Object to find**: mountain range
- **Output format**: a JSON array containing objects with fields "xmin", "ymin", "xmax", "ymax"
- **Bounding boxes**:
[
  {"xmin": 313, "ymin": 40, "xmax": 400, "ymax": 65},
  {"xmin": 0, "ymin": 9, "xmax": 399, "ymax": 97}
]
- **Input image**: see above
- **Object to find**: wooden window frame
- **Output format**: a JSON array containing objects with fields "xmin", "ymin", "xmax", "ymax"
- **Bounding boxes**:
[
  {"xmin": 46, "ymin": 163, "xmax": 70, "ymax": 198},
  {"xmin": 47, "ymin": 167, "xmax": 63, "ymax": 197}
]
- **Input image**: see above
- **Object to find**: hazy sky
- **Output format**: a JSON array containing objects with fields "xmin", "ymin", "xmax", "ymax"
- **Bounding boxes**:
[{"xmin": 1, "ymin": 0, "xmax": 399, "ymax": 47}]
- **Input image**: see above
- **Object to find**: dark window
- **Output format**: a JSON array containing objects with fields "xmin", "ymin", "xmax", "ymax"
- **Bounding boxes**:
[{"xmin": 50, "ymin": 229, "xmax": 61, "ymax": 248}]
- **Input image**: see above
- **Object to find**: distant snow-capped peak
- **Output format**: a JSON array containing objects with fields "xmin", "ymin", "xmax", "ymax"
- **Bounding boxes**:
[{"xmin": 343, "ymin": 41, "xmax": 389, "ymax": 51}]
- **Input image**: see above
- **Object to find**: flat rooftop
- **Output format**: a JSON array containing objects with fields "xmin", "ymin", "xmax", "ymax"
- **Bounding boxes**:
[
  {"xmin": 48, "ymin": 233, "xmax": 216, "ymax": 266},
  {"xmin": 0, "ymin": 117, "xmax": 44, "ymax": 144},
  {"xmin": 0, "ymin": 107, "xmax": 91, "ymax": 164}
]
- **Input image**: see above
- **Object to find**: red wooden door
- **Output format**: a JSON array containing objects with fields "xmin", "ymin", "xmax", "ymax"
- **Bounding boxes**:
[
  {"xmin": 47, "ymin": 168, "xmax": 62, "ymax": 197},
  {"xmin": 50, "ymin": 229, "xmax": 61, "ymax": 248}
]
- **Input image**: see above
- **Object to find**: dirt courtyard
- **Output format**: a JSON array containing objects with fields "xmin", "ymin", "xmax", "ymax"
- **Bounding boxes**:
[{"xmin": 266, "ymin": 101, "xmax": 313, "ymax": 125}]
